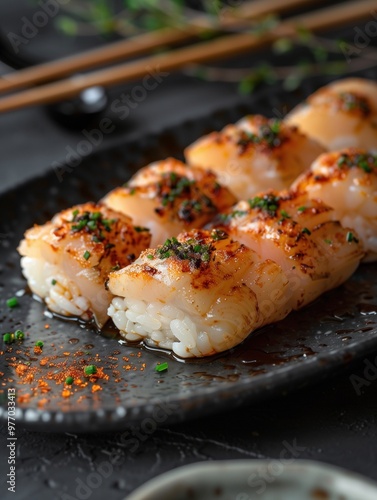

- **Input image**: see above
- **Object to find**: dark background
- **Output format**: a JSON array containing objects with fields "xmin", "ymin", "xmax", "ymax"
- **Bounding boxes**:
[{"xmin": 1, "ymin": 1, "xmax": 377, "ymax": 499}]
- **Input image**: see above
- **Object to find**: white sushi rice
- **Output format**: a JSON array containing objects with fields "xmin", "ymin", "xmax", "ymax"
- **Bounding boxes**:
[
  {"xmin": 21, "ymin": 257, "xmax": 91, "ymax": 319},
  {"xmin": 108, "ymin": 297, "xmax": 211, "ymax": 358}
]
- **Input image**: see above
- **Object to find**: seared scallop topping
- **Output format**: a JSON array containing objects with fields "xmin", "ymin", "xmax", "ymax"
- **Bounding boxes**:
[
  {"xmin": 337, "ymin": 152, "xmax": 377, "ymax": 173},
  {"xmin": 338, "ymin": 92, "xmax": 371, "ymax": 116},
  {"xmin": 237, "ymin": 119, "xmax": 284, "ymax": 150}
]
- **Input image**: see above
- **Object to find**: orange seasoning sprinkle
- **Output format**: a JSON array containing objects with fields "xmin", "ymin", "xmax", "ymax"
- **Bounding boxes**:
[
  {"xmin": 37, "ymin": 398, "xmax": 49, "ymax": 408},
  {"xmin": 15, "ymin": 364, "xmax": 29, "ymax": 376},
  {"xmin": 4, "ymin": 328, "xmax": 147, "ymax": 409},
  {"xmin": 18, "ymin": 394, "xmax": 31, "ymax": 403}
]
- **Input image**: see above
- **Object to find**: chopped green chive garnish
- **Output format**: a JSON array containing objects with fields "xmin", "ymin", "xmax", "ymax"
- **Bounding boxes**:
[
  {"xmin": 65, "ymin": 376, "xmax": 74, "ymax": 385},
  {"xmin": 155, "ymin": 362, "xmax": 168, "ymax": 372},
  {"xmin": 211, "ymin": 229, "xmax": 228, "ymax": 241},
  {"xmin": 280, "ymin": 209, "xmax": 291, "ymax": 219},
  {"xmin": 230, "ymin": 210, "xmax": 248, "ymax": 219},
  {"xmin": 324, "ymin": 239, "xmax": 332, "ymax": 245},
  {"xmin": 339, "ymin": 92, "xmax": 371, "ymax": 115},
  {"xmin": 87, "ymin": 220, "xmax": 97, "ymax": 231},
  {"xmin": 90, "ymin": 212, "xmax": 101, "ymax": 220},
  {"xmin": 249, "ymin": 194, "xmax": 280, "ymax": 215},
  {"xmin": 15, "ymin": 330, "xmax": 24, "ymax": 340},
  {"xmin": 301, "ymin": 227, "xmax": 311, "ymax": 235},
  {"xmin": 70, "ymin": 210, "xmax": 116, "ymax": 238},
  {"xmin": 134, "ymin": 226, "xmax": 150, "ymax": 233},
  {"xmin": 6, "ymin": 297, "xmax": 18, "ymax": 308},
  {"xmin": 3, "ymin": 333, "xmax": 14, "ymax": 344},
  {"xmin": 111, "ymin": 264, "xmax": 120, "ymax": 271},
  {"xmin": 84, "ymin": 365, "xmax": 97, "ymax": 376},
  {"xmin": 51, "ymin": 279, "xmax": 57, "ymax": 286},
  {"xmin": 35, "ymin": 340, "xmax": 44, "ymax": 348},
  {"xmin": 155, "ymin": 238, "xmax": 213, "ymax": 267},
  {"xmin": 83, "ymin": 250, "xmax": 91, "ymax": 260},
  {"xmin": 346, "ymin": 232, "xmax": 359, "ymax": 243},
  {"xmin": 337, "ymin": 153, "xmax": 376, "ymax": 172},
  {"xmin": 238, "ymin": 120, "xmax": 282, "ymax": 148},
  {"xmin": 297, "ymin": 206, "xmax": 307, "ymax": 212},
  {"xmin": 147, "ymin": 254, "xmax": 154, "ymax": 259}
]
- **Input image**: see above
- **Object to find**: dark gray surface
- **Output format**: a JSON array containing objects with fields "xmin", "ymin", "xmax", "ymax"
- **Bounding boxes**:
[{"xmin": 1, "ymin": 23, "xmax": 377, "ymax": 500}]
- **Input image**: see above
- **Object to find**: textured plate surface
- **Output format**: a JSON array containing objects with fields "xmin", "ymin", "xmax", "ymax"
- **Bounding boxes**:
[
  {"xmin": 0, "ymin": 78, "xmax": 377, "ymax": 432},
  {"xmin": 126, "ymin": 460, "xmax": 377, "ymax": 500}
]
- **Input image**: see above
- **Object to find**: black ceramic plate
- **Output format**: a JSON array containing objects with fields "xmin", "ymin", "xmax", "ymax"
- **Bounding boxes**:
[{"xmin": 1, "ymin": 78, "xmax": 377, "ymax": 432}]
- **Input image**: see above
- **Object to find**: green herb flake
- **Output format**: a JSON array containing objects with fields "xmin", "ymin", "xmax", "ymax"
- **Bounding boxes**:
[
  {"xmin": 6, "ymin": 297, "xmax": 19, "ymax": 308},
  {"xmin": 301, "ymin": 227, "xmax": 311, "ymax": 235},
  {"xmin": 297, "ymin": 206, "xmax": 307, "ymax": 212},
  {"xmin": 147, "ymin": 254, "xmax": 154, "ymax": 259},
  {"xmin": 83, "ymin": 250, "xmax": 91, "ymax": 260},
  {"xmin": 230, "ymin": 210, "xmax": 248, "ymax": 219},
  {"xmin": 65, "ymin": 376, "xmax": 74, "ymax": 385},
  {"xmin": 84, "ymin": 365, "xmax": 97, "ymax": 376},
  {"xmin": 51, "ymin": 279, "xmax": 57, "ymax": 286},
  {"xmin": 156, "ymin": 237, "xmax": 213, "ymax": 266},
  {"xmin": 15, "ymin": 330, "xmax": 24, "ymax": 340},
  {"xmin": 339, "ymin": 92, "xmax": 371, "ymax": 115},
  {"xmin": 211, "ymin": 229, "xmax": 228, "ymax": 241},
  {"xmin": 358, "ymin": 159, "xmax": 372, "ymax": 173},
  {"xmin": 346, "ymin": 232, "xmax": 359, "ymax": 243},
  {"xmin": 249, "ymin": 194, "xmax": 280, "ymax": 215},
  {"xmin": 155, "ymin": 362, "xmax": 168, "ymax": 373},
  {"xmin": 134, "ymin": 226, "xmax": 150, "ymax": 233},
  {"xmin": 35, "ymin": 340, "xmax": 44, "ymax": 348},
  {"xmin": 87, "ymin": 220, "xmax": 97, "ymax": 231},
  {"xmin": 3, "ymin": 333, "xmax": 14, "ymax": 344},
  {"xmin": 90, "ymin": 211, "xmax": 101, "ymax": 220},
  {"xmin": 238, "ymin": 119, "xmax": 283, "ymax": 149},
  {"xmin": 280, "ymin": 209, "xmax": 291, "ymax": 219},
  {"xmin": 324, "ymin": 239, "xmax": 332, "ymax": 245}
]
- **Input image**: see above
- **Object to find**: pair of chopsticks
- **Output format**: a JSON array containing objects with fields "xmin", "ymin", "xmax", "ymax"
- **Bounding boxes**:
[{"xmin": 0, "ymin": 0, "xmax": 375, "ymax": 113}]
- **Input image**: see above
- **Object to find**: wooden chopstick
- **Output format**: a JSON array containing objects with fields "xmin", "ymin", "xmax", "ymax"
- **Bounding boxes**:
[
  {"xmin": 0, "ymin": 0, "xmax": 322, "ymax": 94},
  {"xmin": 0, "ymin": 0, "xmax": 374, "ymax": 114}
]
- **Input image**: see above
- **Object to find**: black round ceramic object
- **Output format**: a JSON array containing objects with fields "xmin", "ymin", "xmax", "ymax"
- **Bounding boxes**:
[
  {"xmin": 46, "ymin": 85, "xmax": 109, "ymax": 129},
  {"xmin": 0, "ymin": 7, "xmax": 110, "ymax": 129}
]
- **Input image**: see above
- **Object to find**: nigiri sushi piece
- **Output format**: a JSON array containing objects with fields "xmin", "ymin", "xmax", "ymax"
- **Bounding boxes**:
[
  {"xmin": 18, "ymin": 202, "xmax": 151, "ymax": 327},
  {"xmin": 184, "ymin": 115, "xmax": 326, "ymax": 200},
  {"xmin": 107, "ymin": 229, "xmax": 292, "ymax": 358},
  {"xmin": 285, "ymin": 78, "xmax": 377, "ymax": 150},
  {"xmin": 212, "ymin": 191, "xmax": 364, "ymax": 310},
  {"xmin": 292, "ymin": 149, "xmax": 377, "ymax": 262},
  {"xmin": 102, "ymin": 158, "xmax": 237, "ymax": 247}
]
